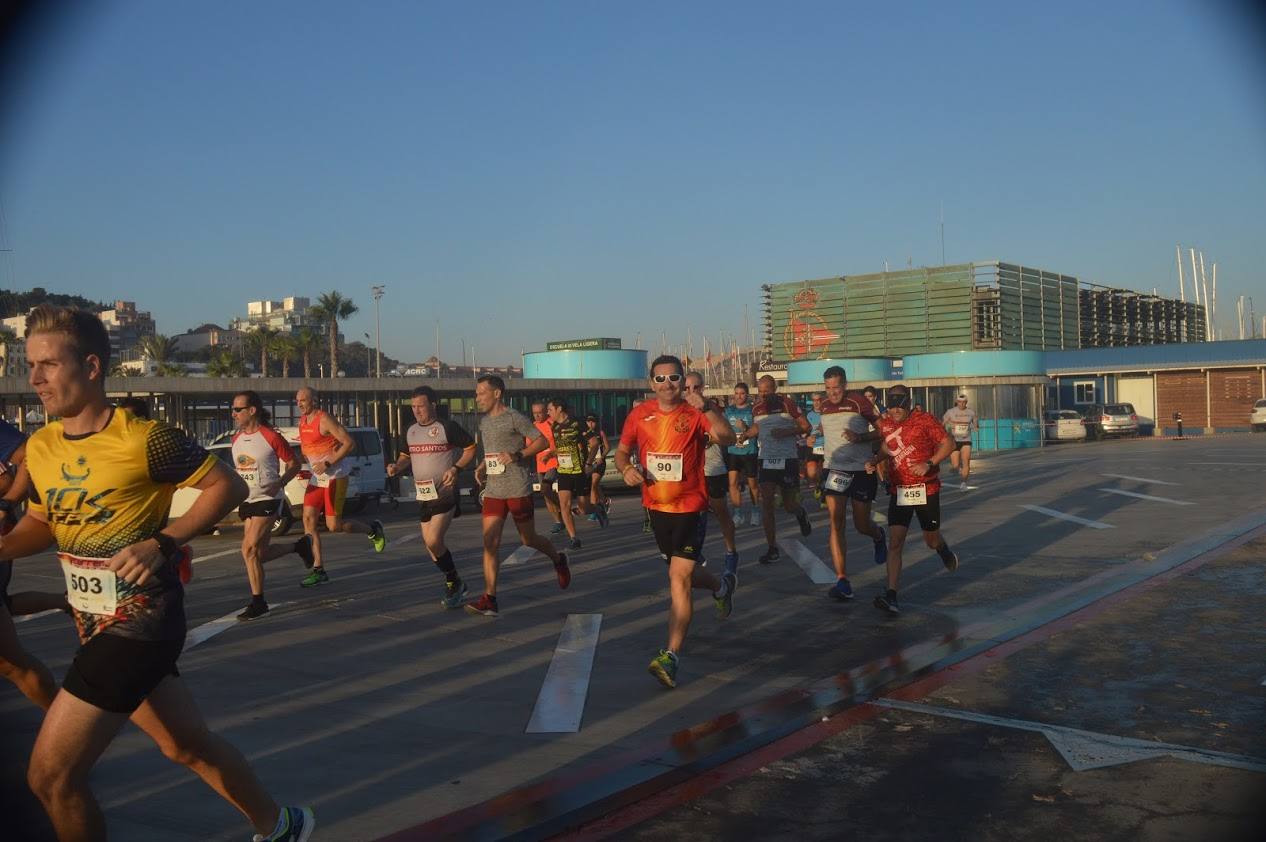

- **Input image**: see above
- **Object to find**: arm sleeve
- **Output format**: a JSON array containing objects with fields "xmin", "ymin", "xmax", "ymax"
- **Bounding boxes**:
[
  {"xmin": 263, "ymin": 427, "xmax": 295, "ymax": 463},
  {"xmin": 147, "ymin": 424, "xmax": 217, "ymax": 488}
]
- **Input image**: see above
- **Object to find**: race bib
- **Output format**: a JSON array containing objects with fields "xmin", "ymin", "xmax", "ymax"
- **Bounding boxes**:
[
  {"xmin": 532, "ymin": 481, "xmax": 542, "ymax": 492},
  {"xmin": 763, "ymin": 458, "xmax": 786, "ymax": 470},
  {"xmin": 485, "ymin": 456, "xmax": 506, "ymax": 475},
  {"xmin": 646, "ymin": 452, "xmax": 684, "ymax": 482},
  {"xmin": 312, "ymin": 472, "xmax": 331, "ymax": 488},
  {"xmin": 813, "ymin": 444, "xmax": 825, "ymax": 456},
  {"xmin": 414, "ymin": 479, "xmax": 438, "ymax": 501},
  {"xmin": 897, "ymin": 484, "xmax": 927, "ymax": 506},
  {"xmin": 557, "ymin": 453, "xmax": 575, "ymax": 470},
  {"xmin": 824, "ymin": 470, "xmax": 852, "ymax": 493},
  {"xmin": 953, "ymin": 423, "xmax": 970, "ymax": 438},
  {"xmin": 237, "ymin": 470, "xmax": 258, "ymax": 485},
  {"xmin": 59, "ymin": 555, "xmax": 118, "ymax": 615}
]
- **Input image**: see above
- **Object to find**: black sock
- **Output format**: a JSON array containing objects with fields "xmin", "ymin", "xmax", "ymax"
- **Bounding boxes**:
[
  {"xmin": 886, "ymin": 588, "xmax": 897, "ymax": 600},
  {"xmin": 251, "ymin": 594, "xmax": 266, "ymax": 607},
  {"xmin": 433, "ymin": 551, "xmax": 458, "ymax": 579},
  {"xmin": 936, "ymin": 540, "xmax": 954, "ymax": 562}
]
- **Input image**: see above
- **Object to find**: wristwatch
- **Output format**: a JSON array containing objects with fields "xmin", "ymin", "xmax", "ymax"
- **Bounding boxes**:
[{"xmin": 153, "ymin": 532, "xmax": 182, "ymax": 563}]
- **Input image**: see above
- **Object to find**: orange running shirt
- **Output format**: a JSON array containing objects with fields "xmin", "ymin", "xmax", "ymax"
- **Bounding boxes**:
[
  {"xmin": 299, "ymin": 409, "xmax": 348, "ymax": 479},
  {"xmin": 619, "ymin": 399, "xmax": 712, "ymax": 514},
  {"xmin": 533, "ymin": 419, "xmax": 558, "ymax": 473}
]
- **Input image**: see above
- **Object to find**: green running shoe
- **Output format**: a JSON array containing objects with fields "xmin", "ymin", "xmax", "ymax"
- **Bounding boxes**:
[
  {"xmin": 714, "ymin": 571, "xmax": 737, "ymax": 620},
  {"xmin": 441, "ymin": 579, "xmax": 468, "ymax": 609},
  {"xmin": 300, "ymin": 568, "xmax": 330, "ymax": 588},
  {"xmin": 368, "ymin": 519, "xmax": 387, "ymax": 553},
  {"xmin": 648, "ymin": 649, "xmax": 679, "ymax": 688}
]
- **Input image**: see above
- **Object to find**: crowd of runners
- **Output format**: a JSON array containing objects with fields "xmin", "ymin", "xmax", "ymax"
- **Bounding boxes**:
[{"xmin": 0, "ymin": 305, "xmax": 973, "ymax": 840}]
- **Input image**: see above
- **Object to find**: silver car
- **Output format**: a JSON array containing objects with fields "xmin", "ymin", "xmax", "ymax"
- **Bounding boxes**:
[{"xmin": 1252, "ymin": 398, "xmax": 1266, "ymax": 432}]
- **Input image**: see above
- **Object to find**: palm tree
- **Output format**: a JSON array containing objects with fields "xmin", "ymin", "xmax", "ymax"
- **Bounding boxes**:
[
  {"xmin": 137, "ymin": 334, "xmax": 185, "ymax": 376},
  {"xmin": 310, "ymin": 291, "xmax": 358, "ymax": 377},
  {"xmin": 274, "ymin": 333, "xmax": 298, "ymax": 378},
  {"xmin": 293, "ymin": 327, "xmax": 321, "ymax": 379},
  {"xmin": 207, "ymin": 348, "xmax": 247, "ymax": 378},
  {"xmin": 244, "ymin": 326, "xmax": 280, "ymax": 377}
]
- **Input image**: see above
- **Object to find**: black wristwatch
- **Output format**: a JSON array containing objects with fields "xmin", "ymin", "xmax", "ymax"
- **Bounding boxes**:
[{"xmin": 153, "ymin": 532, "xmax": 182, "ymax": 563}]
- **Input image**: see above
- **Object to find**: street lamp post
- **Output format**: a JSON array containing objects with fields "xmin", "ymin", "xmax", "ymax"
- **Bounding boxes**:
[
  {"xmin": 371, "ymin": 285, "xmax": 386, "ymax": 378},
  {"xmin": 364, "ymin": 333, "xmax": 372, "ymax": 375}
]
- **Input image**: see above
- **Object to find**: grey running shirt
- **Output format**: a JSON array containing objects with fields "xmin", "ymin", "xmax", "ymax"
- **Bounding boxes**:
[
  {"xmin": 478, "ymin": 408, "xmax": 541, "ymax": 499},
  {"xmin": 406, "ymin": 419, "xmax": 475, "ymax": 503},
  {"xmin": 942, "ymin": 407, "xmax": 977, "ymax": 442}
]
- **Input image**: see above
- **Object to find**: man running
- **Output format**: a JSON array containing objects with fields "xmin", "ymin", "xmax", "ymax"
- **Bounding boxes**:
[
  {"xmin": 685, "ymin": 372, "xmax": 740, "ymax": 577},
  {"xmin": 867, "ymin": 385, "xmax": 960, "ymax": 616},
  {"xmin": 468, "ymin": 375, "xmax": 570, "ymax": 617},
  {"xmin": 230, "ymin": 390, "xmax": 313, "ymax": 620},
  {"xmin": 942, "ymin": 393, "xmax": 979, "ymax": 490},
  {"xmin": 584, "ymin": 414, "xmax": 610, "ymax": 519},
  {"xmin": 616, "ymin": 356, "xmax": 737, "ymax": 689},
  {"xmin": 4, "ymin": 305, "xmax": 312, "ymax": 841},
  {"xmin": 548, "ymin": 397, "xmax": 608, "ymax": 550},
  {"xmin": 817, "ymin": 366, "xmax": 887, "ymax": 600},
  {"xmin": 747, "ymin": 375, "xmax": 812, "ymax": 564},
  {"xmin": 0, "ymin": 419, "xmax": 63, "ymax": 710},
  {"xmin": 530, "ymin": 401, "xmax": 565, "ymax": 534},
  {"xmin": 386, "ymin": 386, "xmax": 477, "ymax": 609},
  {"xmin": 723, "ymin": 383, "xmax": 761, "ymax": 527},
  {"xmin": 294, "ymin": 386, "xmax": 386, "ymax": 587},
  {"xmin": 862, "ymin": 385, "xmax": 884, "ymax": 414},
  {"xmin": 803, "ymin": 392, "xmax": 826, "ymax": 502}
]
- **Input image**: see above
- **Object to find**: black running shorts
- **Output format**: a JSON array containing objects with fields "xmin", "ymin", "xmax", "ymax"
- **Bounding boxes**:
[
  {"xmin": 554, "ymin": 472, "xmax": 589, "ymax": 495},
  {"xmin": 238, "ymin": 498, "xmax": 286, "ymax": 520},
  {"xmin": 705, "ymin": 474, "xmax": 728, "ymax": 500},
  {"xmin": 724, "ymin": 452, "xmax": 758, "ymax": 476},
  {"xmin": 418, "ymin": 497, "xmax": 459, "ymax": 523},
  {"xmin": 63, "ymin": 632, "xmax": 184, "ymax": 714},
  {"xmin": 821, "ymin": 469, "xmax": 878, "ymax": 502},
  {"xmin": 757, "ymin": 458, "xmax": 800, "ymax": 488},
  {"xmin": 648, "ymin": 510, "xmax": 708, "ymax": 563},
  {"xmin": 887, "ymin": 491, "xmax": 942, "ymax": 532}
]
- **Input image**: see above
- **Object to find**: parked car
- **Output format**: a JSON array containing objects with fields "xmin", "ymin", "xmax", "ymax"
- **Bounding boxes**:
[
  {"xmin": 1252, "ymin": 398, "xmax": 1266, "ymax": 432},
  {"xmin": 170, "ymin": 440, "xmax": 309, "ymax": 536},
  {"xmin": 1083, "ymin": 403, "xmax": 1139, "ymax": 439},
  {"xmin": 1043, "ymin": 409, "xmax": 1087, "ymax": 442}
]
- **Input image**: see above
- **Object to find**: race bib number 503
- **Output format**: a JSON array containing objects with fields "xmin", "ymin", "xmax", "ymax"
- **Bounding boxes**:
[{"xmin": 58, "ymin": 554, "xmax": 118, "ymax": 615}]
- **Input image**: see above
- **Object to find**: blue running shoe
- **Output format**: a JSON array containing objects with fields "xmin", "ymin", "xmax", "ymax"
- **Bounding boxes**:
[
  {"xmin": 253, "ymin": 806, "xmax": 315, "ymax": 842},
  {"xmin": 873, "ymin": 527, "xmax": 888, "ymax": 566},
  {"xmin": 828, "ymin": 577, "xmax": 854, "ymax": 600}
]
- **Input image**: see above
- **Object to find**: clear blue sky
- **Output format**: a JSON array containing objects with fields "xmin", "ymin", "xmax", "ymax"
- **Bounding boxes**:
[{"xmin": 2, "ymin": 0, "xmax": 1264, "ymax": 364}]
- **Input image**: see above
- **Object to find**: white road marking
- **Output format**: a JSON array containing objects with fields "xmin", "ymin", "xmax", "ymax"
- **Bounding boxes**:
[
  {"xmin": 504, "ymin": 545, "xmax": 547, "ymax": 566},
  {"xmin": 786, "ymin": 540, "xmax": 838, "ymax": 585},
  {"xmin": 1098, "ymin": 488, "xmax": 1194, "ymax": 506},
  {"xmin": 1018, "ymin": 505, "xmax": 1115, "ymax": 530},
  {"xmin": 1100, "ymin": 473, "xmax": 1179, "ymax": 486},
  {"xmin": 192, "ymin": 547, "xmax": 240, "ymax": 565},
  {"xmin": 396, "ymin": 530, "xmax": 421, "ymax": 545},
  {"xmin": 526, "ymin": 614, "xmax": 603, "ymax": 733},
  {"xmin": 185, "ymin": 603, "xmax": 291, "ymax": 649},
  {"xmin": 14, "ymin": 609, "xmax": 63, "ymax": 624},
  {"xmin": 874, "ymin": 699, "xmax": 1266, "ymax": 773}
]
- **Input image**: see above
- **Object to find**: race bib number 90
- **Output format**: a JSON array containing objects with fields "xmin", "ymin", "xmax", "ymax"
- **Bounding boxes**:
[
  {"xmin": 59, "ymin": 555, "xmax": 118, "ymax": 615},
  {"xmin": 485, "ymin": 456, "xmax": 506, "ymax": 475},
  {"xmin": 897, "ymin": 484, "xmax": 927, "ymax": 507},
  {"xmin": 646, "ymin": 452, "xmax": 684, "ymax": 482}
]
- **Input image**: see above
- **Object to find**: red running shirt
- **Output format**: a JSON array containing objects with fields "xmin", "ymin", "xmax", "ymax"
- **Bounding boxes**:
[
  {"xmin": 878, "ymin": 410, "xmax": 948, "ymax": 495},
  {"xmin": 533, "ymin": 419, "xmax": 558, "ymax": 473},
  {"xmin": 619, "ymin": 399, "xmax": 712, "ymax": 514}
]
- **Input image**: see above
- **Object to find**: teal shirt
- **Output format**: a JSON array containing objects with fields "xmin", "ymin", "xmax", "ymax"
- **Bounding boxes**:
[{"xmin": 724, "ymin": 405, "xmax": 756, "ymax": 455}]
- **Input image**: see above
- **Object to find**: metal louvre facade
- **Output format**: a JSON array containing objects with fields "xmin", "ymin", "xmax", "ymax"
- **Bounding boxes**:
[{"xmin": 764, "ymin": 261, "xmax": 1205, "ymax": 363}]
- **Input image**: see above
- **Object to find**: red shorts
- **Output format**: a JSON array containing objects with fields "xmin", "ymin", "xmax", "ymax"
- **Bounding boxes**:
[
  {"xmin": 482, "ymin": 495, "xmax": 534, "ymax": 523},
  {"xmin": 304, "ymin": 476, "xmax": 348, "ymax": 517}
]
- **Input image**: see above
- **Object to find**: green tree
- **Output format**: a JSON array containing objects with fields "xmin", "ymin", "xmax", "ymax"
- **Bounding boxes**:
[
  {"xmin": 136, "ymin": 334, "xmax": 185, "ymax": 376},
  {"xmin": 293, "ymin": 327, "xmax": 321, "ymax": 379},
  {"xmin": 207, "ymin": 348, "xmax": 247, "ymax": 378},
  {"xmin": 274, "ymin": 333, "xmax": 298, "ymax": 378},
  {"xmin": 244, "ymin": 326, "xmax": 281, "ymax": 377},
  {"xmin": 309, "ymin": 291, "xmax": 358, "ymax": 377}
]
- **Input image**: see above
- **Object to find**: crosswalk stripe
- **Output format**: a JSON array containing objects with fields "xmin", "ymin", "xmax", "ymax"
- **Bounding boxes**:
[{"xmin": 526, "ymin": 614, "xmax": 603, "ymax": 733}]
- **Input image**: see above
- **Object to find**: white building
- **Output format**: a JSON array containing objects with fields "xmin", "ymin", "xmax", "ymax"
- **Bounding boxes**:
[{"xmin": 231, "ymin": 296, "xmax": 322, "ymax": 335}]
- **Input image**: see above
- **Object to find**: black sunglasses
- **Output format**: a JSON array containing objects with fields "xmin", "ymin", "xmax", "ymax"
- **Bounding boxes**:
[{"xmin": 231, "ymin": 406, "xmax": 251, "ymax": 413}]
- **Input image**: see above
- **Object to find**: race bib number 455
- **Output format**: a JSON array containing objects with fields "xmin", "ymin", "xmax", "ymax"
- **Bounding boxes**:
[
  {"xmin": 59, "ymin": 554, "xmax": 118, "ymax": 615},
  {"xmin": 646, "ymin": 452, "xmax": 684, "ymax": 482},
  {"xmin": 897, "ymin": 484, "xmax": 927, "ymax": 507}
]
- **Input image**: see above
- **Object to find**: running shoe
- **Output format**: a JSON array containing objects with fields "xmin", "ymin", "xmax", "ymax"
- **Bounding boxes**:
[
  {"xmin": 941, "ymin": 548, "xmax": 960, "ymax": 572},
  {"xmin": 749, "ymin": 508, "xmax": 762, "ymax": 528},
  {"xmin": 237, "ymin": 600, "xmax": 270, "ymax": 621},
  {"xmin": 568, "ymin": 537, "xmax": 583, "ymax": 550},
  {"xmin": 586, "ymin": 512, "xmax": 598, "ymax": 522},
  {"xmin": 465, "ymin": 593, "xmax": 499, "ymax": 617},
  {"xmin": 714, "ymin": 571, "xmax": 737, "ymax": 620},
  {"xmin": 796, "ymin": 507, "xmax": 812, "ymax": 537},
  {"xmin": 253, "ymin": 806, "xmax": 315, "ymax": 842},
  {"xmin": 874, "ymin": 589, "xmax": 901, "ymax": 616},
  {"xmin": 368, "ymin": 520, "xmax": 387, "ymax": 553},
  {"xmin": 960, "ymin": 481, "xmax": 968, "ymax": 491},
  {"xmin": 300, "ymin": 568, "xmax": 330, "ymax": 588},
  {"xmin": 813, "ymin": 487, "xmax": 824, "ymax": 504},
  {"xmin": 733, "ymin": 506, "xmax": 748, "ymax": 527},
  {"xmin": 873, "ymin": 527, "xmax": 888, "ymax": 566},
  {"xmin": 596, "ymin": 506, "xmax": 609, "ymax": 528},
  {"xmin": 550, "ymin": 521, "xmax": 566, "ymax": 534},
  {"xmin": 723, "ymin": 550, "xmax": 739, "ymax": 577},
  {"xmin": 828, "ymin": 578, "xmax": 854, "ymax": 600},
  {"xmin": 441, "ymin": 579, "xmax": 468, "ymax": 609},
  {"xmin": 602, "ymin": 498, "xmax": 612, "ymax": 515},
  {"xmin": 758, "ymin": 545, "xmax": 781, "ymax": 564},
  {"xmin": 294, "ymin": 534, "xmax": 315, "ymax": 569},
  {"xmin": 555, "ymin": 553, "xmax": 572, "ymax": 590},
  {"xmin": 648, "ymin": 649, "xmax": 679, "ymax": 689}
]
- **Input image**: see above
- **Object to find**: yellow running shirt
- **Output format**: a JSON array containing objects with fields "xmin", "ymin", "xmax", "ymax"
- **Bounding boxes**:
[{"xmin": 25, "ymin": 408, "xmax": 216, "ymax": 642}]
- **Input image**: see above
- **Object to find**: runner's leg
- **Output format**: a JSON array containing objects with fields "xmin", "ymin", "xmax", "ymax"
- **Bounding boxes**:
[
  {"xmin": 0, "ymin": 603, "xmax": 57, "ymax": 709},
  {"xmin": 130, "ymin": 675, "xmax": 281, "ymax": 835},
  {"xmin": 825, "ymin": 494, "xmax": 848, "ymax": 579},
  {"xmin": 759, "ymin": 481, "xmax": 778, "ymax": 547},
  {"xmin": 709, "ymin": 496, "xmax": 736, "ymax": 553},
  {"xmin": 480, "ymin": 514, "xmax": 506, "ymax": 596},
  {"xmin": 886, "ymin": 525, "xmax": 909, "ymax": 591},
  {"xmin": 513, "ymin": 515, "xmax": 560, "ymax": 564},
  {"xmin": 960, "ymin": 445, "xmax": 972, "ymax": 482},
  {"xmin": 557, "ymin": 488, "xmax": 577, "ymax": 540},
  {"xmin": 241, "ymin": 515, "xmax": 273, "ymax": 599},
  {"xmin": 850, "ymin": 498, "xmax": 882, "ymax": 541},
  {"xmin": 302, "ymin": 504, "xmax": 324, "ymax": 569}
]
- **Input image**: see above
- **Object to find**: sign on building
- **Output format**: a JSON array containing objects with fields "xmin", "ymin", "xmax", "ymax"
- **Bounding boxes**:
[{"xmin": 545, "ymin": 338, "xmax": 623, "ymax": 352}]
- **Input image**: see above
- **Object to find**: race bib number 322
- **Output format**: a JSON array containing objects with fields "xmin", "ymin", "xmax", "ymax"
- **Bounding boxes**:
[{"xmin": 414, "ymin": 479, "xmax": 438, "ymax": 501}]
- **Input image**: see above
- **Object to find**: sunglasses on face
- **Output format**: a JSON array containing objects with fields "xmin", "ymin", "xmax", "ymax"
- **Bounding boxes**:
[
  {"xmin": 652, "ymin": 373, "xmax": 682, "ymax": 384},
  {"xmin": 231, "ymin": 406, "xmax": 250, "ymax": 413}
]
